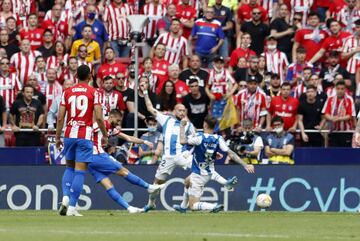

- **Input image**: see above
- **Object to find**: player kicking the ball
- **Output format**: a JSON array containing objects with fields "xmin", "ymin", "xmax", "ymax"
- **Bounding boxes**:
[
  {"xmin": 59, "ymin": 109, "xmax": 165, "ymax": 215},
  {"xmin": 173, "ymin": 115, "xmax": 255, "ymax": 213}
]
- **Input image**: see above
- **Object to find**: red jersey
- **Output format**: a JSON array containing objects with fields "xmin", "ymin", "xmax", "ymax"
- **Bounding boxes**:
[
  {"xmin": 176, "ymin": 4, "xmax": 197, "ymax": 38},
  {"xmin": 322, "ymin": 94, "xmax": 355, "ymax": 131},
  {"xmin": 234, "ymin": 88, "xmax": 268, "ymax": 128},
  {"xmin": 19, "ymin": 28, "xmax": 45, "ymax": 51},
  {"xmin": 328, "ymin": 0, "xmax": 346, "ymax": 18},
  {"xmin": 61, "ymin": 83, "xmax": 100, "ymax": 140},
  {"xmin": 97, "ymin": 89, "xmax": 126, "ymax": 118},
  {"xmin": 152, "ymin": 57, "xmax": 170, "ymax": 94},
  {"xmin": 237, "ymin": 4, "xmax": 268, "ymax": 23},
  {"xmin": 97, "ymin": 62, "xmax": 127, "ymax": 85},
  {"xmin": 269, "ymin": 96, "xmax": 299, "ymax": 130},
  {"xmin": 173, "ymin": 80, "xmax": 189, "ymax": 103},
  {"xmin": 229, "ymin": 47, "xmax": 256, "ymax": 68},
  {"xmin": 41, "ymin": 19, "xmax": 69, "ymax": 42},
  {"xmin": 294, "ymin": 27, "xmax": 328, "ymax": 61}
]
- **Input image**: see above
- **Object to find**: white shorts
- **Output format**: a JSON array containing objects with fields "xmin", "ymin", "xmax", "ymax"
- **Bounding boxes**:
[
  {"xmin": 188, "ymin": 172, "xmax": 211, "ymax": 198},
  {"xmin": 155, "ymin": 150, "xmax": 192, "ymax": 180}
]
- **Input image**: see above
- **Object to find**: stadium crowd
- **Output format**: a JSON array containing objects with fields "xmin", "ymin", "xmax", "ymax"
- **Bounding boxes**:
[{"xmin": 0, "ymin": 0, "xmax": 360, "ymax": 163}]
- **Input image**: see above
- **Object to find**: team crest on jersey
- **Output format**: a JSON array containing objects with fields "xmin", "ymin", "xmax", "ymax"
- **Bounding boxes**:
[
  {"xmin": 114, "ymin": 67, "xmax": 118, "ymax": 72},
  {"xmin": 186, "ymin": 12, "xmax": 190, "ymax": 17},
  {"xmin": 221, "ymin": 10, "xmax": 225, "ymax": 16},
  {"xmin": 94, "ymin": 27, "xmax": 99, "ymax": 33},
  {"xmin": 36, "ymin": 33, "xmax": 40, "ymax": 38}
]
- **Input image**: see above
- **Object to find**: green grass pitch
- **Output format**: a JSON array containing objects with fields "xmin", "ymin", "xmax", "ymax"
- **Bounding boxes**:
[{"xmin": 1, "ymin": 210, "xmax": 360, "ymax": 241}]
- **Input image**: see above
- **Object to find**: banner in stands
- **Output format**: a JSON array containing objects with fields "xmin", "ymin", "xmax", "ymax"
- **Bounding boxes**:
[{"xmin": 0, "ymin": 166, "xmax": 359, "ymax": 212}]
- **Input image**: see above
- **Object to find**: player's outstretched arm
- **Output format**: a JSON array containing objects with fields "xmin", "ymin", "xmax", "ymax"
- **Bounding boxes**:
[
  {"xmin": 117, "ymin": 132, "xmax": 153, "ymax": 149},
  {"xmin": 227, "ymin": 149, "xmax": 255, "ymax": 174},
  {"xmin": 94, "ymin": 105, "xmax": 108, "ymax": 145},
  {"xmin": 140, "ymin": 83, "xmax": 157, "ymax": 117},
  {"xmin": 55, "ymin": 105, "xmax": 66, "ymax": 149}
]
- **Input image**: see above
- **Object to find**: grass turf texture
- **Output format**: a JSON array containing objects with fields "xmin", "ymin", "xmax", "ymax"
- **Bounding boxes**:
[{"xmin": 0, "ymin": 211, "xmax": 360, "ymax": 241}]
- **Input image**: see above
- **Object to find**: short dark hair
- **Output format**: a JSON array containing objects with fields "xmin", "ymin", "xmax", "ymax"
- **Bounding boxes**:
[
  {"xmin": 171, "ymin": 18, "xmax": 181, "ymax": 24},
  {"xmin": 335, "ymin": 80, "xmax": 346, "ymax": 87},
  {"xmin": 82, "ymin": 24, "xmax": 92, "ymax": 31},
  {"xmin": 28, "ymin": 13, "xmax": 37, "ymax": 18},
  {"xmin": 77, "ymin": 65, "xmax": 91, "ymax": 81},
  {"xmin": 296, "ymin": 46, "xmax": 306, "ymax": 53},
  {"xmin": 104, "ymin": 46, "xmax": 115, "ymax": 53},
  {"xmin": 35, "ymin": 55, "xmax": 44, "ymax": 62},
  {"xmin": 109, "ymin": 109, "xmax": 123, "ymax": 117},
  {"xmin": 67, "ymin": 56, "xmax": 77, "ymax": 64},
  {"xmin": 355, "ymin": 19, "xmax": 360, "ymax": 26},
  {"xmin": 188, "ymin": 77, "xmax": 199, "ymax": 85},
  {"xmin": 22, "ymin": 84, "xmax": 35, "ymax": 93},
  {"xmin": 204, "ymin": 115, "xmax": 218, "ymax": 130},
  {"xmin": 103, "ymin": 76, "xmax": 113, "ymax": 82},
  {"xmin": 271, "ymin": 116, "xmax": 284, "ymax": 125},
  {"xmin": 43, "ymin": 29, "xmax": 53, "ymax": 35},
  {"xmin": 303, "ymin": 67, "xmax": 312, "ymax": 72},
  {"xmin": 306, "ymin": 85, "xmax": 317, "ymax": 91},
  {"xmin": 281, "ymin": 82, "xmax": 291, "ymax": 88},
  {"xmin": 308, "ymin": 11, "xmax": 320, "ymax": 19}
]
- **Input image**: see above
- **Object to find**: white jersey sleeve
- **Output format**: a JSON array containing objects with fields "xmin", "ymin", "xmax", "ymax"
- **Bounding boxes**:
[
  {"xmin": 155, "ymin": 110, "xmax": 170, "ymax": 126},
  {"xmin": 219, "ymin": 136, "xmax": 229, "ymax": 152},
  {"xmin": 254, "ymin": 136, "xmax": 264, "ymax": 148},
  {"xmin": 187, "ymin": 134, "xmax": 203, "ymax": 146}
]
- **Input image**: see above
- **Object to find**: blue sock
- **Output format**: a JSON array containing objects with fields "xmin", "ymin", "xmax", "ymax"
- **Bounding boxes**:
[
  {"xmin": 69, "ymin": 170, "xmax": 86, "ymax": 207},
  {"xmin": 125, "ymin": 172, "xmax": 149, "ymax": 189},
  {"xmin": 62, "ymin": 167, "xmax": 74, "ymax": 197},
  {"xmin": 106, "ymin": 187, "xmax": 129, "ymax": 209}
]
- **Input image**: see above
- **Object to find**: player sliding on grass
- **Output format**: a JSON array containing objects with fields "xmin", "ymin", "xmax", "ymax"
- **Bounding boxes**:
[
  {"xmin": 173, "ymin": 115, "xmax": 255, "ymax": 213},
  {"xmin": 59, "ymin": 109, "xmax": 165, "ymax": 215},
  {"xmin": 141, "ymin": 79, "xmax": 238, "ymax": 212}
]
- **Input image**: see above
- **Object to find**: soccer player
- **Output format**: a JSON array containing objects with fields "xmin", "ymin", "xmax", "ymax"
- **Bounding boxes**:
[
  {"xmin": 173, "ymin": 115, "xmax": 255, "ymax": 213},
  {"xmin": 56, "ymin": 65, "xmax": 108, "ymax": 216}
]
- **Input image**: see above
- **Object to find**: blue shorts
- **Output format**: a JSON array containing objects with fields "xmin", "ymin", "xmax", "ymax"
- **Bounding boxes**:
[
  {"xmin": 64, "ymin": 138, "xmax": 93, "ymax": 163},
  {"xmin": 88, "ymin": 153, "xmax": 123, "ymax": 183}
]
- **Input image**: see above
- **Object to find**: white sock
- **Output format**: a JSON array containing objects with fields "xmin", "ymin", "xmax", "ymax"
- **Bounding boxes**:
[
  {"xmin": 148, "ymin": 190, "xmax": 159, "ymax": 206},
  {"xmin": 180, "ymin": 187, "xmax": 189, "ymax": 209},
  {"xmin": 192, "ymin": 202, "xmax": 217, "ymax": 211},
  {"xmin": 211, "ymin": 172, "xmax": 227, "ymax": 185},
  {"xmin": 67, "ymin": 206, "xmax": 76, "ymax": 212},
  {"xmin": 62, "ymin": 196, "xmax": 69, "ymax": 206}
]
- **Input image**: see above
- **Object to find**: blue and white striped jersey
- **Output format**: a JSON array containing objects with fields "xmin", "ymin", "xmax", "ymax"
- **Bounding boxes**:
[
  {"xmin": 156, "ymin": 111, "xmax": 196, "ymax": 158},
  {"xmin": 188, "ymin": 132, "xmax": 229, "ymax": 175}
]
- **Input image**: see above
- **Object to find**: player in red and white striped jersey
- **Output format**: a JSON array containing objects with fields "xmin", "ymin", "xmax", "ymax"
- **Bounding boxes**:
[
  {"xmin": 153, "ymin": 18, "xmax": 189, "ymax": 68},
  {"xmin": 261, "ymin": 36, "xmax": 289, "ymax": 83},
  {"xmin": 97, "ymin": 76, "xmax": 126, "ymax": 119},
  {"xmin": 0, "ymin": 57, "xmax": 22, "ymax": 111},
  {"xmin": 56, "ymin": 65, "xmax": 107, "ymax": 216},
  {"xmin": 290, "ymin": 0, "xmax": 313, "ymax": 26},
  {"xmin": 336, "ymin": 0, "xmax": 360, "ymax": 32},
  {"xmin": 10, "ymin": 39, "xmax": 41, "ymax": 85},
  {"xmin": 341, "ymin": 20, "xmax": 360, "ymax": 75},
  {"xmin": 103, "ymin": 0, "xmax": 134, "ymax": 57},
  {"xmin": 234, "ymin": 79, "xmax": 268, "ymax": 130},
  {"xmin": 19, "ymin": 14, "xmax": 44, "ymax": 51},
  {"xmin": 42, "ymin": 69, "xmax": 63, "ymax": 112}
]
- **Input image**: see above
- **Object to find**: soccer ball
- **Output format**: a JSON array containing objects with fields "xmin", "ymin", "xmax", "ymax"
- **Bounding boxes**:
[{"xmin": 256, "ymin": 194, "xmax": 272, "ymax": 208}]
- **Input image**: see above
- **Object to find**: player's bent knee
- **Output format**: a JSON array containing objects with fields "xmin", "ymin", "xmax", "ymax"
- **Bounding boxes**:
[
  {"xmin": 100, "ymin": 178, "xmax": 114, "ymax": 190},
  {"xmin": 117, "ymin": 168, "xmax": 129, "ymax": 177}
]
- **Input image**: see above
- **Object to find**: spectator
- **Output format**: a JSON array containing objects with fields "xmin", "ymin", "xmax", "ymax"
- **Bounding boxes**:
[
  {"xmin": 309, "ymin": 19, "xmax": 351, "ymax": 65},
  {"xmin": 140, "ymin": 57, "xmax": 158, "ymax": 93},
  {"xmin": 236, "ymin": 0, "xmax": 268, "ymax": 28},
  {"xmin": 42, "ymin": 68, "xmax": 63, "ymax": 112},
  {"xmin": 292, "ymin": 12, "xmax": 328, "ymax": 63},
  {"xmin": 325, "ymin": 73, "xmax": 353, "ymax": 97},
  {"xmin": 189, "ymin": 6, "xmax": 225, "ymax": 68},
  {"xmin": 264, "ymin": 115, "xmax": 295, "ymax": 164},
  {"xmin": 0, "ymin": 0, "xmax": 16, "ymax": 29},
  {"xmin": 98, "ymin": 76, "xmax": 126, "ymax": 119},
  {"xmin": 175, "ymin": 0, "xmax": 196, "ymax": 39},
  {"xmin": 168, "ymin": 64, "xmax": 190, "ymax": 103},
  {"xmin": 240, "ymin": 8, "xmax": 270, "ymax": 55},
  {"xmin": 341, "ymin": 19, "xmax": 360, "ymax": 80},
  {"xmin": 20, "ymin": 74, "xmax": 47, "ymax": 109},
  {"xmin": 289, "ymin": 0, "xmax": 313, "ymax": 27},
  {"xmin": 10, "ymin": 39, "xmax": 41, "ymax": 85},
  {"xmin": 293, "ymin": 67, "xmax": 313, "ymax": 98},
  {"xmin": 322, "ymin": 80, "xmax": 356, "ymax": 147},
  {"xmin": 10, "ymin": 84, "xmax": 44, "ymax": 146},
  {"xmin": 270, "ymin": 4, "xmax": 295, "ymax": 60},
  {"xmin": 152, "ymin": 43, "xmax": 170, "ymax": 94},
  {"xmin": 298, "ymin": 74, "xmax": 328, "ymax": 104},
  {"xmin": 103, "ymin": 0, "xmax": 134, "ymax": 57},
  {"xmin": 0, "ymin": 95, "xmax": 6, "ymax": 147},
  {"xmin": 6, "ymin": 16, "xmax": 19, "ymax": 46},
  {"xmin": 0, "ymin": 28, "xmax": 20, "ymax": 59},
  {"xmin": 138, "ymin": 116, "xmax": 162, "ymax": 164},
  {"xmin": 19, "ymin": 14, "xmax": 44, "ymax": 51},
  {"xmin": 234, "ymin": 56, "xmax": 263, "ymax": 84},
  {"xmin": 157, "ymin": 80, "xmax": 177, "ymax": 112},
  {"xmin": 261, "ymin": 35, "xmax": 289, "ymax": 83},
  {"xmin": 73, "ymin": 4, "xmax": 109, "ymax": 52},
  {"xmin": 213, "ymin": 0, "xmax": 233, "ymax": 58},
  {"xmin": 137, "ymin": 76, "xmax": 158, "ymax": 129},
  {"xmin": 141, "ymin": 0, "xmax": 167, "ymax": 57},
  {"xmin": 320, "ymin": 51, "xmax": 351, "ymax": 92},
  {"xmin": 13, "ymin": 0, "xmax": 33, "ymax": 30},
  {"xmin": 59, "ymin": 56, "xmax": 78, "ymax": 84},
  {"xmin": 47, "ymin": 79, "xmax": 74, "ymax": 131},
  {"xmin": 264, "ymin": 73, "xmax": 281, "ymax": 98},
  {"xmin": 205, "ymin": 55, "xmax": 237, "ymax": 119},
  {"xmin": 96, "ymin": 47, "xmax": 127, "ymax": 87},
  {"xmin": 229, "ymin": 32, "xmax": 256, "ymax": 72},
  {"xmin": 182, "ymin": 77, "xmax": 210, "ymax": 129},
  {"xmin": 76, "ymin": 44, "xmax": 93, "ymax": 71},
  {"xmin": 179, "ymin": 54, "xmax": 209, "ymax": 89},
  {"xmin": 32, "ymin": 57, "xmax": 48, "ymax": 93},
  {"xmin": 114, "ymin": 72, "xmax": 135, "ymax": 127},
  {"xmin": 297, "ymin": 85, "xmax": 326, "ymax": 147},
  {"xmin": 336, "ymin": 0, "xmax": 360, "ymax": 32},
  {"xmin": 234, "ymin": 77, "xmax": 267, "ymax": 131},
  {"xmin": 70, "ymin": 24, "xmax": 101, "ymax": 66},
  {"xmin": 46, "ymin": 41, "xmax": 69, "ymax": 78},
  {"xmin": 286, "ymin": 46, "xmax": 313, "ymax": 86},
  {"xmin": 267, "ymin": 82, "xmax": 299, "ymax": 132},
  {"xmin": 157, "ymin": 4, "xmax": 177, "ymax": 34},
  {"xmin": 0, "ymin": 57, "xmax": 22, "ymax": 111},
  {"xmin": 152, "ymin": 18, "xmax": 189, "ymax": 68},
  {"xmin": 36, "ymin": 29, "xmax": 55, "ymax": 60}
]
